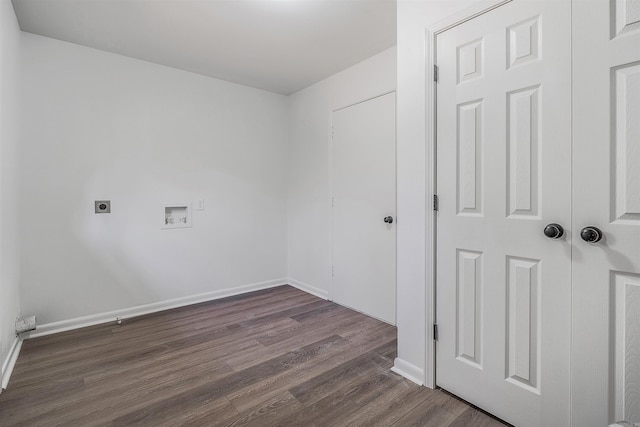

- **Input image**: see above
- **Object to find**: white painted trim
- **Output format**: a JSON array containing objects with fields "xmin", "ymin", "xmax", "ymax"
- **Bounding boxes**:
[
  {"xmin": 392, "ymin": 357, "xmax": 424, "ymax": 386},
  {"xmin": 329, "ymin": 106, "xmax": 335, "ymax": 301},
  {"xmin": 2, "ymin": 336, "xmax": 23, "ymax": 390},
  {"xmin": 424, "ymin": 0, "xmax": 513, "ymax": 389},
  {"xmin": 424, "ymin": 24, "xmax": 437, "ymax": 390},
  {"xmin": 429, "ymin": 0, "xmax": 511, "ymax": 34},
  {"xmin": 332, "ymin": 90, "xmax": 397, "ymax": 114},
  {"xmin": 286, "ymin": 278, "xmax": 329, "ymax": 300},
  {"xmin": 28, "ymin": 278, "xmax": 289, "ymax": 338}
]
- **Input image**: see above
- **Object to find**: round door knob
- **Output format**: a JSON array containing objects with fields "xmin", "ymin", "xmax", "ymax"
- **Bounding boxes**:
[
  {"xmin": 580, "ymin": 226, "xmax": 603, "ymax": 243},
  {"xmin": 384, "ymin": 216, "xmax": 394, "ymax": 224},
  {"xmin": 544, "ymin": 223, "xmax": 564, "ymax": 239}
]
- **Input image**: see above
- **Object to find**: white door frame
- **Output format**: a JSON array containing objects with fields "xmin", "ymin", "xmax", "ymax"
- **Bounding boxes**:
[{"xmin": 424, "ymin": 0, "xmax": 512, "ymax": 389}]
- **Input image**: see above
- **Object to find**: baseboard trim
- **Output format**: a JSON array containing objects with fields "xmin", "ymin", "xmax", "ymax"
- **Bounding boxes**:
[
  {"xmin": 391, "ymin": 357, "xmax": 424, "ymax": 386},
  {"xmin": 2, "ymin": 336, "xmax": 23, "ymax": 390},
  {"xmin": 285, "ymin": 278, "xmax": 328, "ymax": 300},
  {"xmin": 29, "ymin": 278, "xmax": 289, "ymax": 338}
]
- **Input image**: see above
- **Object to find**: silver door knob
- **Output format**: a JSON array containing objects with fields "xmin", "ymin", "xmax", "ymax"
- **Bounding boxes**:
[
  {"xmin": 384, "ymin": 216, "xmax": 394, "ymax": 224},
  {"xmin": 580, "ymin": 226, "xmax": 603, "ymax": 243},
  {"xmin": 544, "ymin": 223, "xmax": 564, "ymax": 239}
]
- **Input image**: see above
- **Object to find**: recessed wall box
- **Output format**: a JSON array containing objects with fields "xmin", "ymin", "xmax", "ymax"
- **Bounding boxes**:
[
  {"xmin": 95, "ymin": 200, "xmax": 111, "ymax": 213},
  {"xmin": 162, "ymin": 203, "xmax": 192, "ymax": 229}
]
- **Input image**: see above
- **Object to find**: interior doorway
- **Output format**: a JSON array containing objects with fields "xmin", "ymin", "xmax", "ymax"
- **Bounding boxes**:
[{"xmin": 331, "ymin": 92, "xmax": 396, "ymax": 325}]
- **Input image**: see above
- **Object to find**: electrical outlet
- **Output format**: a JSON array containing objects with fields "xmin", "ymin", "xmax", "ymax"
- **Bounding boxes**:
[{"xmin": 95, "ymin": 200, "xmax": 111, "ymax": 214}]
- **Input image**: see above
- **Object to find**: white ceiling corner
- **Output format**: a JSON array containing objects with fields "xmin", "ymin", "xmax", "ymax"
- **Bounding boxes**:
[{"xmin": 11, "ymin": 0, "xmax": 397, "ymax": 95}]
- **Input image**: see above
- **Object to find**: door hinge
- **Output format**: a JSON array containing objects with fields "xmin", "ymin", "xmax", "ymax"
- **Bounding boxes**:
[
  {"xmin": 331, "ymin": 197, "xmax": 334, "ymax": 208},
  {"xmin": 433, "ymin": 194, "xmax": 439, "ymax": 211},
  {"xmin": 433, "ymin": 324, "xmax": 439, "ymax": 341},
  {"xmin": 434, "ymin": 64, "xmax": 439, "ymax": 82},
  {"xmin": 331, "ymin": 265, "xmax": 334, "ymax": 278}
]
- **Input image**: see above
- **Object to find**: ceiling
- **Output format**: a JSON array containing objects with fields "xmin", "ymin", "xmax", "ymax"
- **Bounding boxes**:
[{"xmin": 11, "ymin": 0, "xmax": 397, "ymax": 95}]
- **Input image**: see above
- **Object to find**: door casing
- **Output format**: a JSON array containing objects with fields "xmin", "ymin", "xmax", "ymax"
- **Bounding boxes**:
[{"xmin": 424, "ymin": 0, "xmax": 513, "ymax": 390}]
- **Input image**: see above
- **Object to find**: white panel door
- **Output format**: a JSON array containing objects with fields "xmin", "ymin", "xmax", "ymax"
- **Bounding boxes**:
[
  {"xmin": 332, "ymin": 92, "xmax": 396, "ymax": 325},
  {"xmin": 435, "ymin": 2, "xmax": 572, "ymax": 426},
  {"xmin": 572, "ymin": 1, "xmax": 640, "ymax": 425}
]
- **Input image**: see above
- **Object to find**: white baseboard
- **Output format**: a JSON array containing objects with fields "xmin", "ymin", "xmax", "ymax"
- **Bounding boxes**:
[
  {"xmin": 285, "ymin": 278, "xmax": 328, "ymax": 300},
  {"xmin": 391, "ymin": 357, "xmax": 424, "ymax": 386},
  {"xmin": 29, "ymin": 278, "xmax": 289, "ymax": 338},
  {"xmin": 2, "ymin": 336, "xmax": 23, "ymax": 390}
]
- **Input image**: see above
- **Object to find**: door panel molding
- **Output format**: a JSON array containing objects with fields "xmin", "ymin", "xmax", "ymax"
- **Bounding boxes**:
[
  {"xmin": 433, "ymin": 1, "xmax": 571, "ymax": 425},
  {"xmin": 572, "ymin": 1, "xmax": 640, "ymax": 424}
]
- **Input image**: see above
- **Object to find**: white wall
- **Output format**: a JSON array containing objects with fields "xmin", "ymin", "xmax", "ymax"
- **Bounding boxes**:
[
  {"xmin": 3, "ymin": 0, "xmax": 508, "ymax": 393},
  {"xmin": 395, "ymin": 0, "xmax": 489, "ymax": 385},
  {"xmin": 287, "ymin": 47, "xmax": 396, "ymax": 296},
  {"xmin": 0, "ymin": 0, "xmax": 22, "ymax": 384},
  {"xmin": 19, "ymin": 34, "xmax": 289, "ymax": 325},
  {"xmin": 9, "ymin": 0, "xmax": 492, "ymax": 391}
]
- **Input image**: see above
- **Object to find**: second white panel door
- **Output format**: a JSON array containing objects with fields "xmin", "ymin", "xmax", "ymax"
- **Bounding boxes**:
[
  {"xmin": 435, "ymin": 1, "xmax": 572, "ymax": 426},
  {"xmin": 571, "ymin": 1, "xmax": 640, "ymax": 425},
  {"xmin": 332, "ymin": 92, "xmax": 396, "ymax": 325}
]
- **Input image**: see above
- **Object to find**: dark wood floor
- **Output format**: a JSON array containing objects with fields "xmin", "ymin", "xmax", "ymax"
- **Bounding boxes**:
[{"xmin": 0, "ymin": 285, "xmax": 507, "ymax": 426}]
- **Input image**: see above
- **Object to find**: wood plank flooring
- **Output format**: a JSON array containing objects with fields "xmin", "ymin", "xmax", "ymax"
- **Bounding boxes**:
[{"xmin": 0, "ymin": 285, "xmax": 508, "ymax": 426}]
